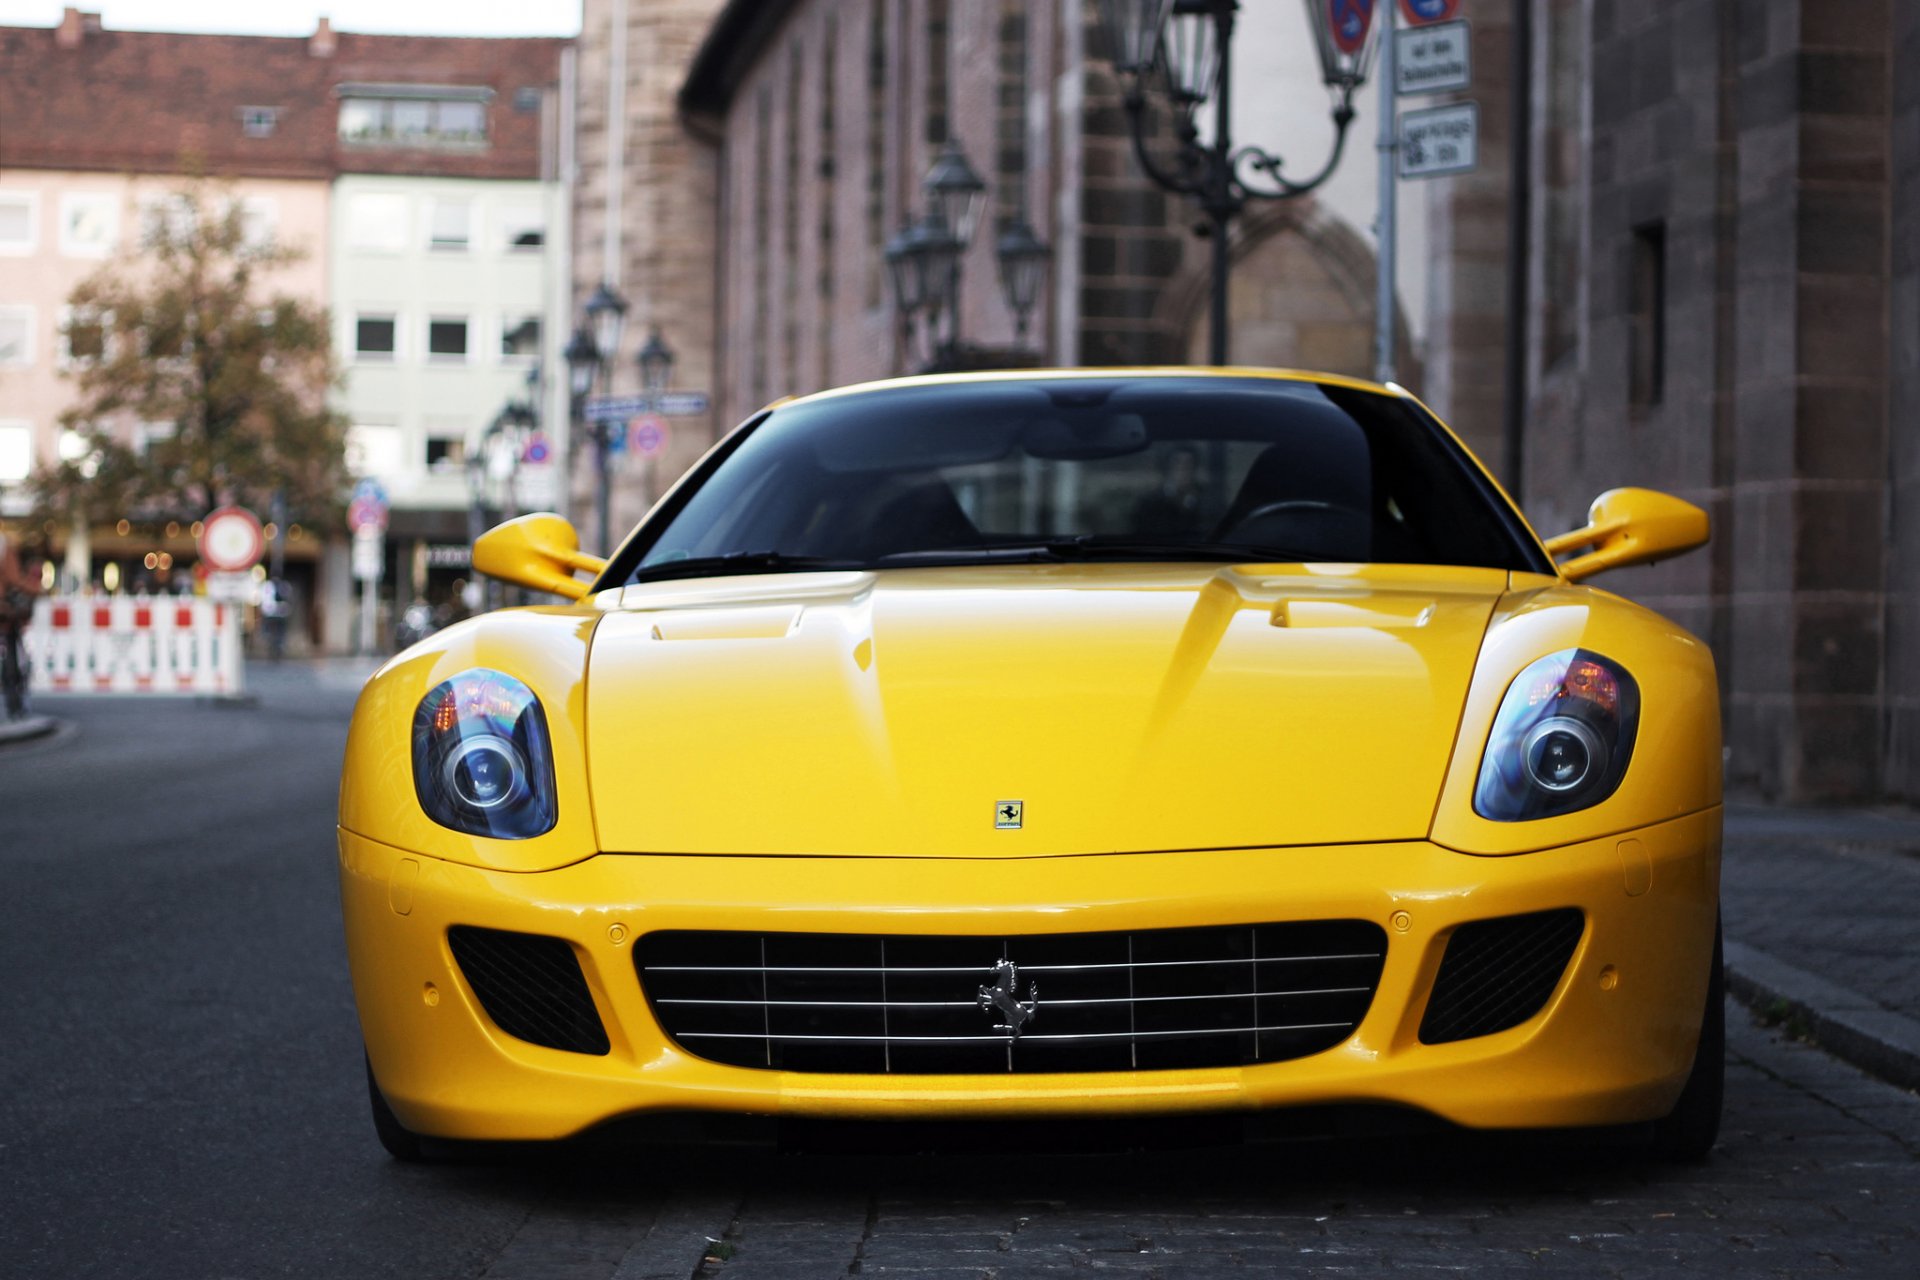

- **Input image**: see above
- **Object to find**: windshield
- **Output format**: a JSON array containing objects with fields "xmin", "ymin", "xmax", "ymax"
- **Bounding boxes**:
[{"xmin": 615, "ymin": 376, "xmax": 1546, "ymax": 583}]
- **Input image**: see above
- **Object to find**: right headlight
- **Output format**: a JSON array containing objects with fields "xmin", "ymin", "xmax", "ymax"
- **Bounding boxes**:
[
  {"xmin": 411, "ymin": 668, "xmax": 557, "ymax": 839},
  {"xmin": 1473, "ymin": 649, "xmax": 1640, "ymax": 822}
]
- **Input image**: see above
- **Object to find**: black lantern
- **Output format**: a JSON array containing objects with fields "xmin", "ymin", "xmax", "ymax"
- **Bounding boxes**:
[
  {"xmin": 563, "ymin": 326, "xmax": 599, "ymax": 399},
  {"xmin": 636, "ymin": 330, "xmax": 675, "ymax": 394},
  {"xmin": 582, "ymin": 281, "xmax": 628, "ymax": 368},
  {"xmin": 995, "ymin": 218, "xmax": 1051, "ymax": 343},
  {"xmin": 1302, "ymin": 0, "xmax": 1384, "ymax": 93},
  {"xmin": 921, "ymin": 139, "xmax": 987, "ymax": 251},
  {"xmin": 1097, "ymin": 0, "xmax": 1172, "ymax": 74},
  {"xmin": 1159, "ymin": 0, "xmax": 1224, "ymax": 106}
]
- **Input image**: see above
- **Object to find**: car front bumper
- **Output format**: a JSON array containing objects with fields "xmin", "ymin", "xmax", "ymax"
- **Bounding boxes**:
[{"xmin": 339, "ymin": 807, "xmax": 1721, "ymax": 1141}]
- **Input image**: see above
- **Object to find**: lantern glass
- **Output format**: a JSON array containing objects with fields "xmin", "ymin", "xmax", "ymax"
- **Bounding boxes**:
[
  {"xmin": 583, "ymin": 281, "xmax": 628, "ymax": 366},
  {"xmin": 1159, "ymin": 1, "xmax": 1222, "ymax": 105},
  {"xmin": 922, "ymin": 141, "xmax": 987, "ymax": 250},
  {"xmin": 1097, "ymin": 0, "xmax": 1172, "ymax": 74},
  {"xmin": 1301, "ymin": 0, "xmax": 1381, "ymax": 92},
  {"xmin": 885, "ymin": 225, "xmax": 926, "ymax": 315},
  {"xmin": 995, "ymin": 219, "xmax": 1051, "ymax": 332},
  {"xmin": 914, "ymin": 215, "xmax": 961, "ymax": 316},
  {"xmin": 563, "ymin": 326, "xmax": 599, "ymax": 399},
  {"xmin": 636, "ymin": 330, "xmax": 675, "ymax": 393}
]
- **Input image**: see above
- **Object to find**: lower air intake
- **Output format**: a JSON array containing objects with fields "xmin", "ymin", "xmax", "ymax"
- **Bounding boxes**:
[
  {"xmin": 1419, "ymin": 908, "xmax": 1585, "ymax": 1044},
  {"xmin": 448, "ymin": 925, "xmax": 610, "ymax": 1056},
  {"xmin": 637, "ymin": 921, "xmax": 1387, "ymax": 1075}
]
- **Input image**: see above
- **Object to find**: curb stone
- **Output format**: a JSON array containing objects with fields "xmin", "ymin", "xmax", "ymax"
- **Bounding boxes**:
[
  {"xmin": 1725, "ymin": 937, "xmax": 1920, "ymax": 1093},
  {"xmin": 0, "ymin": 714, "xmax": 59, "ymax": 746}
]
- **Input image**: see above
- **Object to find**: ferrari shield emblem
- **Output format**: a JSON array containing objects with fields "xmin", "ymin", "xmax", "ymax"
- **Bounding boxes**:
[{"xmin": 995, "ymin": 800, "xmax": 1024, "ymax": 829}]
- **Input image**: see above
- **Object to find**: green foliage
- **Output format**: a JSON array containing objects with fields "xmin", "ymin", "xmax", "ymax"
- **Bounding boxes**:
[{"xmin": 31, "ymin": 181, "xmax": 348, "ymax": 528}]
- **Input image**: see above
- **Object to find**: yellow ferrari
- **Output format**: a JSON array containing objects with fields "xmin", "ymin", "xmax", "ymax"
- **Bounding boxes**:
[{"xmin": 338, "ymin": 369, "xmax": 1722, "ymax": 1160}]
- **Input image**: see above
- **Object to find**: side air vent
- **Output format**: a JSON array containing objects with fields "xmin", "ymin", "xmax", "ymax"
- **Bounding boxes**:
[
  {"xmin": 448, "ymin": 926, "xmax": 610, "ymax": 1055},
  {"xmin": 1419, "ymin": 908, "xmax": 1585, "ymax": 1045}
]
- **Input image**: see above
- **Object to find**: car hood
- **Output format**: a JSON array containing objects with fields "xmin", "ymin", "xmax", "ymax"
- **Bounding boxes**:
[{"xmin": 584, "ymin": 564, "xmax": 1508, "ymax": 856}]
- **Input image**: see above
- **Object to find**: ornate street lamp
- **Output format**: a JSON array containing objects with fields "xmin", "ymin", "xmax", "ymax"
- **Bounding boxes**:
[
  {"xmin": 922, "ymin": 140, "xmax": 987, "ymax": 252},
  {"xmin": 1098, "ymin": 0, "xmax": 1380, "ymax": 364},
  {"xmin": 563, "ymin": 323, "xmax": 614, "ymax": 555},
  {"xmin": 995, "ymin": 217, "xmax": 1052, "ymax": 345},
  {"xmin": 636, "ymin": 330, "xmax": 675, "ymax": 395},
  {"xmin": 563, "ymin": 326, "xmax": 598, "ymax": 399},
  {"xmin": 885, "ymin": 213, "xmax": 961, "ymax": 365},
  {"xmin": 583, "ymin": 281, "xmax": 629, "ymax": 369}
]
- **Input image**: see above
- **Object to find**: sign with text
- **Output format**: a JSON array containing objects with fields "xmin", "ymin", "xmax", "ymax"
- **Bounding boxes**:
[
  {"xmin": 1398, "ymin": 101, "xmax": 1479, "ymax": 178},
  {"xmin": 585, "ymin": 391, "xmax": 711, "ymax": 422},
  {"xmin": 1396, "ymin": 19, "xmax": 1471, "ymax": 95}
]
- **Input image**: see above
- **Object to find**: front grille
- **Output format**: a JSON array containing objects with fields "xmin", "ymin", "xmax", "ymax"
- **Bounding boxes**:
[
  {"xmin": 448, "ymin": 926, "xmax": 611, "ymax": 1055},
  {"xmin": 1419, "ymin": 908, "xmax": 1585, "ymax": 1044},
  {"xmin": 637, "ymin": 922, "xmax": 1387, "ymax": 1074}
]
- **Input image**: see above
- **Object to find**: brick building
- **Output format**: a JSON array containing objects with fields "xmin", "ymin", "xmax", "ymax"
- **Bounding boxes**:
[{"xmin": 1513, "ymin": 1, "xmax": 1912, "ymax": 803}]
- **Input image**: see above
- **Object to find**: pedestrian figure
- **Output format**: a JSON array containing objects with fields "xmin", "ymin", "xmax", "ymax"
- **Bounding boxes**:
[
  {"xmin": 259, "ymin": 575, "xmax": 293, "ymax": 662},
  {"xmin": 0, "ymin": 531, "xmax": 40, "ymax": 719}
]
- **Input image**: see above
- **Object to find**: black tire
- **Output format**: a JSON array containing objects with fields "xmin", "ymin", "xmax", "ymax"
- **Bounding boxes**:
[
  {"xmin": 1651, "ymin": 918, "xmax": 1724, "ymax": 1161},
  {"xmin": 365, "ymin": 1053, "xmax": 426, "ymax": 1162}
]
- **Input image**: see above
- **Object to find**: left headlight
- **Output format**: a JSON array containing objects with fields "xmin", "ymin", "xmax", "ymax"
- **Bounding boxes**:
[
  {"xmin": 411, "ymin": 669, "xmax": 557, "ymax": 839},
  {"xmin": 1473, "ymin": 649, "xmax": 1640, "ymax": 822}
]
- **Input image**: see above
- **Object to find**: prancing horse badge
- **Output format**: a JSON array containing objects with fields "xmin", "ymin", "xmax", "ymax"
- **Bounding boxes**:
[{"xmin": 995, "ymin": 800, "xmax": 1023, "ymax": 829}]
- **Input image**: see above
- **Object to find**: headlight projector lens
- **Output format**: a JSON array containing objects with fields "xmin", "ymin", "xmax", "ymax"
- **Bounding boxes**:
[
  {"xmin": 1521, "ymin": 717, "xmax": 1606, "ymax": 793},
  {"xmin": 442, "ymin": 734, "xmax": 529, "ymax": 810}
]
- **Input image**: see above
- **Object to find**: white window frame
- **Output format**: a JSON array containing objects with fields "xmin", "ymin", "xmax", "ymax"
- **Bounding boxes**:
[
  {"xmin": 239, "ymin": 196, "xmax": 278, "ymax": 251},
  {"xmin": 58, "ymin": 192, "xmax": 119, "ymax": 259},
  {"xmin": 346, "ymin": 192, "xmax": 409, "ymax": 254},
  {"xmin": 426, "ymin": 198, "xmax": 472, "ymax": 253},
  {"xmin": 425, "ymin": 314, "xmax": 472, "ymax": 365},
  {"xmin": 57, "ymin": 304, "xmax": 113, "ymax": 369},
  {"xmin": 0, "ymin": 190, "xmax": 40, "ymax": 256},
  {"xmin": 0, "ymin": 305, "xmax": 33, "ymax": 369},
  {"xmin": 0, "ymin": 420, "xmax": 34, "ymax": 485},
  {"xmin": 352, "ymin": 311, "xmax": 401, "ymax": 363}
]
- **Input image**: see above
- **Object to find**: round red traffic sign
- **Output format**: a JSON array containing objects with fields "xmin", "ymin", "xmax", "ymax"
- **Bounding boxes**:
[
  {"xmin": 628, "ymin": 414, "xmax": 671, "ymax": 458},
  {"xmin": 198, "ymin": 506, "xmax": 265, "ymax": 573}
]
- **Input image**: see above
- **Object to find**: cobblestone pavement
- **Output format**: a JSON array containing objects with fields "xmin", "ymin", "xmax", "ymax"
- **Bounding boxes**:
[
  {"xmin": 1723, "ymin": 805, "xmax": 1920, "ymax": 1021},
  {"xmin": 464, "ymin": 1007, "xmax": 1919, "ymax": 1280}
]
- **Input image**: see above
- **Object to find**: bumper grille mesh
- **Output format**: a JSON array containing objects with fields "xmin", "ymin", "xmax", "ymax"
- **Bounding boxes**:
[
  {"xmin": 637, "ymin": 922, "xmax": 1387, "ymax": 1075},
  {"xmin": 448, "ymin": 925, "xmax": 610, "ymax": 1056},
  {"xmin": 1419, "ymin": 908, "xmax": 1585, "ymax": 1044}
]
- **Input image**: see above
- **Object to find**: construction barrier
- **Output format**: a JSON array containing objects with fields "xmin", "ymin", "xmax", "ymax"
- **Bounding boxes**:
[{"xmin": 24, "ymin": 594, "xmax": 245, "ymax": 697}]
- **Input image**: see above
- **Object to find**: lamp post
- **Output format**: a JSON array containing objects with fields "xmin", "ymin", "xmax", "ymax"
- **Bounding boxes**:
[
  {"xmin": 885, "ymin": 138, "xmax": 1051, "ymax": 370},
  {"xmin": 562, "ymin": 324, "xmax": 605, "ymax": 554},
  {"xmin": 580, "ymin": 282, "xmax": 628, "ymax": 554},
  {"xmin": 636, "ymin": 330, "xmax": 675, "ymax": 395},
  {"xmin": 1099, "ymin": 0, "xmax": 1379, "ymax": 365}
]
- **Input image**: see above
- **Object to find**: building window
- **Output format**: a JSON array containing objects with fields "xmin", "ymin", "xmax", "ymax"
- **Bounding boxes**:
[
  {"xmin": 59, "ymin": 193, "xmax": 118, "ymax": 258},
  {"xmin": 0, "ymin": 306, "xmax": 32, "ymax": 368},
  {"xmin": 59, "ymin": 306, "xmax": 109, "ymax": 367},
  {"xmin": 345, "ymin": 424, "xmax": 405, "ymax": 477},
  {"xmin": 498, "ymin": 205, "xmax": 545, "ymax": 251},
  {"xmin": 785, "ymin": 41, "xmax": 804, "ymax": 394},
  {"xmin": 817, "ymin": 13, "xmax": 837, "ymax": 389},
  {"xmin": 355, "ymin": 314, "xmax": 398, "ymax": 361},
  {"xmin": 865, "ymin": 0, "xmax": 887, "ymax": 308},
  {"xmin": 512, "ymin": 86, "xmax": 542, "ymax": 113},
  {"xmin": 0, "ymin": 421, "xmax": 32, "ymax": 484},
  {"xmin": 994, "ymin": 0, "xmax": 1029, "ymax": 235},
  {"xmin": 501, "ymin": 314, "xmax": 541, "ymax": 360},
  {"xmin": 132, "ymin": 421, "xmax": 176, "ymax": 456},
  {"xmin": 239, "ymin": 106, "xmax": 280, "ymax": 138},
  {"xmin": 239, "ymin": 197, "xmax": 278, "ymax": 250},
  {"xmin": 925, "ymin": 0, "xmax": 949, "ymax": 144},
  {"xmin": 337, "ymin": 87, "xmax": 491, "ymax": 147},
  {"xmin": 425, "ymin": 436, "xmax": 467, "ymax": 470},
  {"xmin": 347, "ymin": 193, "xmax": 408, "ymax": 252},
  {"xmin": 428, "ymin": 199, "xmax": 471, "ymax": 252},
  {"xmin": 427, "ymin": 317, "xmax": 470, "ymax": 362},
  {"xmin": 0, "ymin": 191, "xmax": 37, "ymax": 255},
  {"xmin": 1629, "ymin": 222, "xmax": 1665, "ymax": 410},
  {"xmin": 138, "ymin": 193, "xmax": 195, "ymax": 245}
]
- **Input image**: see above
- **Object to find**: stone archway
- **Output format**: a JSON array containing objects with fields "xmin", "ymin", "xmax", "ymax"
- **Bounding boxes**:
[{"xmin": 1160, "ymin": 201, "xmax": 1417, "ymax": 383}]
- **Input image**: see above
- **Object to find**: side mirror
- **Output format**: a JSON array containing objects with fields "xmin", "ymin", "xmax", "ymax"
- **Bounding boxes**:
[
  {"xmin": 471, "ymin": 513, "xmax": 608, "ymax": 600},
  {"xmin": 1542, "ymin": 488, "xmax": 1709, "ymax": 582}
]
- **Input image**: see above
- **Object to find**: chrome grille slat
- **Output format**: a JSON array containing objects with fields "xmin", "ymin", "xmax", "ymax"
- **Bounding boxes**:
[{"xmin": 637, "ymin": 921, "xmax": 1388, "ymax": 1076}]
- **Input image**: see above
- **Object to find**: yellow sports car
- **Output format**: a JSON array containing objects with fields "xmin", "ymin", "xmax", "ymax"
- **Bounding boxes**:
[{"xmin": 338, "ymin": 368, "xmax": 1722, "ymax": 1160}]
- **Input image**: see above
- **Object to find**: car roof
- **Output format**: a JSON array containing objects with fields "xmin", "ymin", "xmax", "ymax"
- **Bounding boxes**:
[{"xmin": 773, "ymin": 366, "xmax": 1407, "ymax": 413}]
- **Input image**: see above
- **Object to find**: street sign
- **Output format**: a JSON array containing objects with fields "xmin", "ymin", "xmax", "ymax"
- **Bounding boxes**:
[
  {"xmin": 586, "ymin": 391, "xmax": 712, "ymax": 421},
  {"xmin": 347, "ymin": 476, "xmax": 389, "ymax": 533},
  {"xmin": 1396, "ymin": 19, "xmax": 1470, "ymax": 95},
  {"xmin": 1398, "ymin": 101, "xmax": 1478, "ymax": 178},
  {"xmin": 1323, "ymin": 0, "xmax": 1378, "ymax": 55},
  {"xmin": 352, "ymin": 525, "xmax": 384, "ymax": 582},
  {"xmin": 206, "ymin": 570, "xmax": 256, "ymax": 604},
  {"xmin": 1399, "ymin": 0, "xmax": 1461, "ymax": 24},
  {"xmin": 521, "ymin": 431, "xmax": 552, "ymax": 465},
  {"xmin": 198, "ymin": 506, "xmax": 265, "ymax": 573},
  {"xmin": 629, "ymin": 414, "xmax": 671, "ymax": 458}
]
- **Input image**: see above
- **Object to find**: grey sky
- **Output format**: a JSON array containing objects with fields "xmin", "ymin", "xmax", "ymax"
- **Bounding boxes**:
[{"xmin": 0, "ymin": 0, "xmax": 581, "ymax": 37}]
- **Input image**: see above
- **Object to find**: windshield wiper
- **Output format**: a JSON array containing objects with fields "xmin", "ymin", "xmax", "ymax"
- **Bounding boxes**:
[{"xmin": 631, "ymin": 550, "xmax": 865, "ymax": 583}]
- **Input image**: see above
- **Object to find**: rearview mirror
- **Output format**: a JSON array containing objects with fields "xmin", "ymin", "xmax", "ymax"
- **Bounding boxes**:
[
  {"xmin": 471, "ymin": 513, "xmax": 608, "ymax": 600},
  {"xmin": 1542, "ymin": 488, "xmax": 1708, "ymax": 582}
]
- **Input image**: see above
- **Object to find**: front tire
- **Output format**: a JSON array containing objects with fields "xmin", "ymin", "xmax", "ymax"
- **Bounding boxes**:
[
  {"xmin": 365, "ymin": 1053, "xmax": 425, "ymax": 1162},
  {"xmin": 1650, "ymin": 919, "xmax": 1724, "ymax": 1161}
]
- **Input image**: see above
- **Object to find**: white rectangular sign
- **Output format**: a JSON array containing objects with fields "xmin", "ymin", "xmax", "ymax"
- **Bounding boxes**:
[
  {"xmin": 352, "ymin": 526, "xmax": 384, "ymax": 582},
  {"xmin": 1398, "ymin": 102, "xmax": 1479, "ymax": 179},
  {"xmin": 1396, "ymin": 20, "xmax": 1471, "ymax": 95}
]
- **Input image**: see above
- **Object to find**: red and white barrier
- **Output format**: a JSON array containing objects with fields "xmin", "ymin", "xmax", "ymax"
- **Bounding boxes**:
[{"xmin": 24, "ymin": 595, "xmax": 245, "ymax": 697}]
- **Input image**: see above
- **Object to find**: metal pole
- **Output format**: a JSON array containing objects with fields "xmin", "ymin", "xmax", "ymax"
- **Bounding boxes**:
[
  {"xmin": 1501, "ymin": 0, "xmax": 1532, "ymax": 501},
  {"xmin": 594, "ymin": 420, "xmax": 611, "ymax": 556},
  {"xmin": 269, "ymin": 488, "xmax": 286, "ymax": 581},
  {"xmin": 1208, "ymin": 4, "xmax": 1235, "ymax": 367},
  {"xmin": 1373, "ymin": 8, "xmax": 1398, "ymax": 385}
]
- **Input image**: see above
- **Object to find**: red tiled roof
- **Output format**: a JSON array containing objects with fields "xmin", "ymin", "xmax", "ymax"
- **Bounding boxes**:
[{"xmin": 0, "ymin": 20, "xmax": 565, "ymax": 181}]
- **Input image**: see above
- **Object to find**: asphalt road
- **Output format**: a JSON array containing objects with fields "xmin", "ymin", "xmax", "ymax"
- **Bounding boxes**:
[{"xmin": 2, "ymin": 664, "xmax": 1917, "ymax": 1279}]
